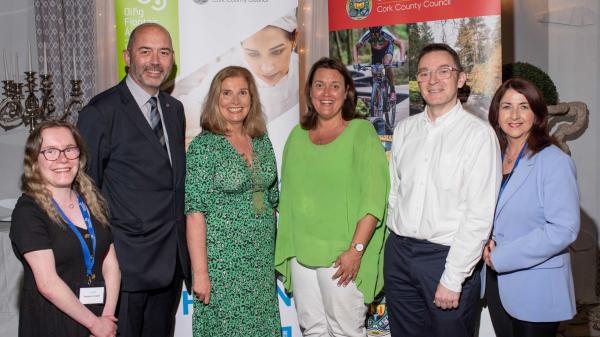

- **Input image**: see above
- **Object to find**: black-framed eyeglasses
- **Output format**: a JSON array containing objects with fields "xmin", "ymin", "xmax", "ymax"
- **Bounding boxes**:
[
  {"xmin": 416, "ymin": 66, "xmax": 460, "ymax": 82},
  {"xmin": 39, "ymin": 146, "xmax": 80, "ymax": 161}
]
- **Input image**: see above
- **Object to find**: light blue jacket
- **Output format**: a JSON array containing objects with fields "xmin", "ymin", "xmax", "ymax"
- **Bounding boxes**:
[{"xmin": 483, "ymin": 145, "xmax": 579, "ymax": 322}]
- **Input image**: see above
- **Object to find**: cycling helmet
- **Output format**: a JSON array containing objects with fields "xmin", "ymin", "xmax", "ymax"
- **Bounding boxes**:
[{"xmin": 369, "ymin": 26, "xmax": 383, "ymax": 33}]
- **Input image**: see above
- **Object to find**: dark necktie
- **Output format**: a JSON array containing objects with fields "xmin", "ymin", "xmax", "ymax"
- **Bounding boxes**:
[{"xmin": 148, "ymin": 97, "xmax": 166, "ymax": 148}]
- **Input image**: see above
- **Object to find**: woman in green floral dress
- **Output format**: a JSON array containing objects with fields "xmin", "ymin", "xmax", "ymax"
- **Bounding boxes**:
[{"xmin": 185, "ymin": 66, "xmax": 281, "ymax": 336}]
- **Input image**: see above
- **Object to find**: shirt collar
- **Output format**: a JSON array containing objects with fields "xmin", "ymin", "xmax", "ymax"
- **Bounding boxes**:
[
  {"xmin": 420, "ymin": 101, "xmax": 463, "ymax": 127},
  {"xmin": 125, "ymin": 75, "xmax": 158, "ymax": 109}
]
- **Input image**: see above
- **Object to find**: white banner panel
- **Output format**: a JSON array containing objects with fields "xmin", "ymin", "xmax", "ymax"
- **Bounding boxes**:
[{"xmin": 174, "ymin": 0, "xmax": 300, "ymax": 174}]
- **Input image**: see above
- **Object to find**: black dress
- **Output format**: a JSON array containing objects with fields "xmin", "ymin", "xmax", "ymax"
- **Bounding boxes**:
[{"xmin": 9, "ymin": 194, "xmax": 113, "ymax": 337}]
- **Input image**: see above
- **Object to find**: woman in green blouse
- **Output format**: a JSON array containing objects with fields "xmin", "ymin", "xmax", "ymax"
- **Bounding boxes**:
[{"xmin": 275, "ymin": 57, "xmax": 389, "ymax": 336}]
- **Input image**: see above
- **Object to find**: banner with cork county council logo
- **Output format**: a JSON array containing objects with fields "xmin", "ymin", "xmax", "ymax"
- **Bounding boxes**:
[
  {"xmin": 329, "ymin": 0, "xmax": 501, "ymax": 335},
  {"xmin": 114, "ymin": 1, "xmax": 301, "ymax": 337},
  {"xmin": 329, "ymin": 0, "xmax": 501, "ymax": 152}
]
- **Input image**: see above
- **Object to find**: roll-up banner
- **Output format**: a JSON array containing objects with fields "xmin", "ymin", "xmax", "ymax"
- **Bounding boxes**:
[
  {"xmin": 115, "ymin": 0, "xmax": 181, "ymax": 81},
  {"xmin": 329, "ymin": 1, "xmax": 501, "ymax": 335},
  {"xmin": 328, "ymin": 0, "xmax": 501, "ymax": 154},
  {"xmin": 115, "ymin": 1, "xmax": 301, "ymax": 336}
]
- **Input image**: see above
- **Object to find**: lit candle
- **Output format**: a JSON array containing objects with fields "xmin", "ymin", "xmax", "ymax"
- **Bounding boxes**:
[
  {"xmin": 3, "ymin": 50, "xmax": 7, "ymax": 80},
  {"xmin": 7, "ymin": 53, "xmax": 12, "ymax": 81},
  {"xmin": 43, "ymin": 42, "xmax": 48, "ymax": 74},
  {"xmin": 14, "ymin": 52, "xmax": 18, "ymax": 82},
  {"xmin": 28, "ymin": 43, "xmax": 32, "ymax": 72},
  {"xmin": 72, "ymin": 49, "xmax": 77, "ymax": 80}
]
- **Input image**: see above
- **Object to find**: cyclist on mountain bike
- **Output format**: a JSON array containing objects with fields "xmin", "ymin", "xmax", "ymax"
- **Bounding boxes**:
[{"xmin": 352, "ymin": 26, "xmax": 405, "ymax": 101}]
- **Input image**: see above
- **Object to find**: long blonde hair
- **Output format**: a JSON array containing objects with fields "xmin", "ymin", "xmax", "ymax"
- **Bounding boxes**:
[
  {"xmin": 200, "ymin": 66, "xmax": 266, "ymax": 137},
  {"xmin": 21, "ymin": 121, "xmax": 109, "ymax": 227}
]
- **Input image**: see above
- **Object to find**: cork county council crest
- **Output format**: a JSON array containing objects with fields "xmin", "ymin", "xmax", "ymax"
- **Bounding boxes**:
[{"xmin": 347, "ymin": 0, "xmax": 372, "ymax": 20}]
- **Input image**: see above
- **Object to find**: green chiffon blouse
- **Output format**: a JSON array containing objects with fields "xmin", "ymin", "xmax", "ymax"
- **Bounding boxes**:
[{"xmin": 275, "ymin": 119, "xmax": 390, "ymax": 303}]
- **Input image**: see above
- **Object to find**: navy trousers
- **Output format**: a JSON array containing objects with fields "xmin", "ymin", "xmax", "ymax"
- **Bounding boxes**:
[
  {"xmin": 485, "ymin": 267, "xmax": 559, "ymax": 337},
  {"xmin": 384, "ymin": 233, "xmax": 481, "ymax": 337},
  {"xmin": 117, "ymin": 254, "xmax": 183, "ymax": 337}
]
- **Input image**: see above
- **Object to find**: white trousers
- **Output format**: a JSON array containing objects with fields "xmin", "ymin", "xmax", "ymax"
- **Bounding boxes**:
[{"xmin": 290, "ymin": 258, "xmax": 368, "ymax": 337}]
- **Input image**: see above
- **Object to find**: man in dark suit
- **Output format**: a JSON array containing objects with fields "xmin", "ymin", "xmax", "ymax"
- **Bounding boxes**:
[{"xmin": 77, "ymin": 23, "xmax": 191, "ymax": 337}]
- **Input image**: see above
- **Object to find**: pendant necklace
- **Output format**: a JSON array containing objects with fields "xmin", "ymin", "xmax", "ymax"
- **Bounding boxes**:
[
  {"xmin": 251, "ymin": 148, "xmax": 265, "ymax": 214},
  {"xmin": 505, "ymin": 144, "xmax": 524, "ymax": 165},
  {"xmin": 67, "ymin": 190, "xmax": 75, "ymax": 209},
  {"xmin": 234, "ymin": 134, "xmax": 264, "ymax": 214}
]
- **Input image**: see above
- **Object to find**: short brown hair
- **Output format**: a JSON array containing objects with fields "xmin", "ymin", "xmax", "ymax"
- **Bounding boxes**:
[
  {"xmin": 417, "ymin": 43, "xmax": 463, "ymax": 72},
  {"xmin": 200, "ymin": 66, "xmax": 266, "ymax": 137},
  {"xmin": 301, "ymin": 57, "xmax": 359, "ymax": 130},
  {"xmin": 21, "ymin": 121, "xmax": 109, "ymax": 227},
  {"xmin": 488, "ymin": 78, "xmax": 557, "ymax": 155}
]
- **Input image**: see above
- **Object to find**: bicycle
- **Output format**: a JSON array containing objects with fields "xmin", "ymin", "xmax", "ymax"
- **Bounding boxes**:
[{"xmin": 354, "ymin": 61, "xmax": 401, "ymax": 135}]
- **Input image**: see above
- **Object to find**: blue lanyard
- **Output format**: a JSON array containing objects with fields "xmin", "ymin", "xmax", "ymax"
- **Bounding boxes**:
[
  {"xmin": 498, "ymin": 143, "xmax": 527, "ymax": 200},
  {"xmin": 53, "ymin": 192, "xmax": 96, "ymax": 285}
]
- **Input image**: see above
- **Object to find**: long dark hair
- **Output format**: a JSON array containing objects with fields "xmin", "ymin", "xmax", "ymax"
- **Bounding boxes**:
[
  {"xmin": 488, "ymin": 78, "xmax": 557, "ymax": 155},
  {"xmin": 301, "ymin": 57, "xmax": 359, "ymax": 130}
]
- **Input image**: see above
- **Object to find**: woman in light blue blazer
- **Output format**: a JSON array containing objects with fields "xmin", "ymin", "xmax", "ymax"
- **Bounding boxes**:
[{"xmin": 483, "ymin": 78, "xmax": 579, "ymax": 337}]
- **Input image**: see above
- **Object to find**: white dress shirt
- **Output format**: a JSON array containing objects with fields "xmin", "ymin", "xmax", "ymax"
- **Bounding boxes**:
[
  {"xmin": 126, "ymin": 75, "xmax": 172, "ymax": 163},
  {"xmin": 387, "ymin": 102, "xmax": 501, "ymax": 292}
]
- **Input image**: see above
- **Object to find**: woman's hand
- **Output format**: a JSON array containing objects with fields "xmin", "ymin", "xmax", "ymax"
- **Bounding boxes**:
[
  {"xmin": 332, "ymin": 249, "xmax": 362, "ymax": 287},
  {"xmin": 101, "ymin": 314, "xmax": 118, "ymax": 322},
  {"xmin": 187, "ymin": 212, "xmax": 211, "ymax": 304},
  {"xmin": 89, "ymin": 315, "xmax": 117, "ymax": 337},
  {"xmin": 483, "ymin": 239, "xmax": 496, "ymax": 270},
  {"xmin": 193, "ymin": 272, "xmax": 211, "ymax": 304},
  {"xmin": 23, "ymin": 249, "xmax": 116, "ymax": 337},
  {"xmin": 331, "ymin": 214, "xmax": 377, "ymax": 287}
]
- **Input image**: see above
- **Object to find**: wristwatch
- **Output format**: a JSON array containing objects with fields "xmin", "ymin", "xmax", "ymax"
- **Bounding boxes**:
[{"xmin": 352, "ymin": 243, "xmax": 365, "ymax": 253}]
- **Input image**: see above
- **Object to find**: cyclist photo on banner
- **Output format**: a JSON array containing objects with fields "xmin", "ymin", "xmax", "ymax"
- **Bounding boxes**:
[
  {"xmin": 331, "ymin": 25, "xmax": 409, "ymax": 148},
  {"xmin": 353, "ymin": 26, "xmax": 405, "ymax": 104}
]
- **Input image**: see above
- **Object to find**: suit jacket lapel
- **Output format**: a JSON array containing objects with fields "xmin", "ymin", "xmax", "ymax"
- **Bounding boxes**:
[
  {"xmin": 495, "ymin": 154, "xmax": 536, "ymax": 217},
  {"xmin": 159, "ymin": 92, "xmax": 181, "ymax": 179},
  {"xmin": 118, "ymin": 82, "xmax": 170, "ymax": 160}
]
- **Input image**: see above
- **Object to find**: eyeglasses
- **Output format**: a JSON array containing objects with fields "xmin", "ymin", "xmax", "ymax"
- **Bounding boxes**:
[
  {"xmin": 416, "ymin": 66, "xmax": 460, "ymax": 82},
  {"xmin": 39, "ymin": 146, "xmax": 80, "ymax": 161}
]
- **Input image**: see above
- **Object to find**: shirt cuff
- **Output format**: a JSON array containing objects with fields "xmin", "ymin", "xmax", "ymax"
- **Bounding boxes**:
[{"xmin": 439, "ymin": 269, "xmax": 465, "ymax": 293}]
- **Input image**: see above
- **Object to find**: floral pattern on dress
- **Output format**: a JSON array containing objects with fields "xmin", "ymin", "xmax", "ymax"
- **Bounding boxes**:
[{"xmin": 185, "ymin": 131, "xmax": 281, "ymax": 337}]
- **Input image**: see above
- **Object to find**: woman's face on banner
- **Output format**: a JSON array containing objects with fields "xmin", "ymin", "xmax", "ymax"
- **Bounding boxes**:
[{"xmin": 241, "ymin": 26, "xmax": 294, "ymax": 87}]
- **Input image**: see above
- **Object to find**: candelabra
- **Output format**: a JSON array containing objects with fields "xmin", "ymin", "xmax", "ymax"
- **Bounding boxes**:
[{"xmin": 0, "ymin": 72, "xmax": 83, "ymax": 132}]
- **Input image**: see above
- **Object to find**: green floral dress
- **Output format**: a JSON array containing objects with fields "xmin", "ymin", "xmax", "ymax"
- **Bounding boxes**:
[{"xmin": 185, "ymin": 131, "xmax": 281, "ymax": 337}]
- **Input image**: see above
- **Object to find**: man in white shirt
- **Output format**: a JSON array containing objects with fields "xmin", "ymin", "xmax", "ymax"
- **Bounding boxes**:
[{"xmin": 384, "ymin": 43, "xmax": 501, "ymax": 337}]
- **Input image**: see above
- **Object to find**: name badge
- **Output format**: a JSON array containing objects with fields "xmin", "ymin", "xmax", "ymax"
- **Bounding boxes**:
[{"xmin": 79, "ymin": 287, "xmax": 105, "ymax": 304}]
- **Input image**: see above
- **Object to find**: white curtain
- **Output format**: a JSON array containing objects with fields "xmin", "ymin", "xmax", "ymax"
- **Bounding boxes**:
[
  {"xmin": 95, "ymin": 0, "xmax": 118, "ymax": 93},
  {"xmin": 34, "ymin": 0, "xmax": 96, "ymax": 123},
  {"xmin": 298, "ymin": 0, "xmax": 329, "ymax": 116},
  {"xmin": 0, "ymin": 5, "xmax": 36, "ymax": 337}
]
